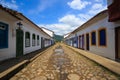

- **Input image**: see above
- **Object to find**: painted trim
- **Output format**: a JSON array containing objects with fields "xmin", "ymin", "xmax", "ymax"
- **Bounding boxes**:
[
  {"xmin": 98, "ymin": 27, "xmax": 107, "ymax": 47},
  {"xmin": 91, "ymin": 30, "xmax": 96, "ymax": 46}
]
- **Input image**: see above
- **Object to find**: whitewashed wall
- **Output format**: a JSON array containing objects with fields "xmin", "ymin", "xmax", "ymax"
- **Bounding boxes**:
[
  {"xmin": 0, "ymin": 9, "xmax": 52, "ymax": 61},
  {"xmin": 0, "ymin": 9, "xmax": 19, "ymax": 61},
  {"xmin": 76, "ymin": 16, "xmax": 120, "ymax": 60},
  {"xmin": 41, "ymin": 32, "xmax": 52, "ymax": 47},
  {"xmin": 17, "ymin": 14, "xmax": 52, "ymax": 54},
  {"xmin": 22, "ymin": 22, "xmax": 42, "ymax": 54},
  {"xmin": 66, "ymin": 12, "xmax": 120, "ymax": 60},
  {"xmin": 67, "ymin": 34, "xmax": 75, "ymax": 46}
]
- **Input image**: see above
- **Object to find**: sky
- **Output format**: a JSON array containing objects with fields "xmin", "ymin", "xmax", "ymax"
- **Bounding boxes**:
[{"xmin": 0, "ymin": 0, "xmax": 107, "ymax": 35}]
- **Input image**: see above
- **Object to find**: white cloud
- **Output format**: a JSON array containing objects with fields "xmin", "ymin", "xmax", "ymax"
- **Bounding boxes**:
[
  {"xmin": 59, "ymin": 14, "xmax": 85, "ymax": 27},
  {"xmin": 77, "ymin": 3, "xmax": 107, "ymax": 23},
  {"xmin": 39, "ymin": 23, "xmax": 73, "ymax": 35},
  {"xmin": 0, "ymin": 0, "xmax": 18, "ymax": 10},
  {"xmin": 88, "ymin": 3, "xmax": 107, "ymax": 15},
  {"xmin": 78, "ymin": 14, "xmax": 92, "ymax": 21},
  {"xmin": 54, "ymin": 1, "xmax": 107, "ymax": 35},
  {"xmin": 95, "ymin": 0, "xmax": 104, "ymax": 3},
  {"xmin": 38, "ymin": 14, "xmax": 87, "ymax": 35},
  {"xmin": 67, "ymin": 0, "xmax": 91, "ymax": 10},
  {"xmin": 38, "ymin": 0, "xmax": 107, "ymax": 35},
  {"xmin": 95, "ymin": 0, "xmax": 100, "ymax": 2},
  {"xmin": 11, "ymin": 0, "xmax": 16, "ymax": 3}
]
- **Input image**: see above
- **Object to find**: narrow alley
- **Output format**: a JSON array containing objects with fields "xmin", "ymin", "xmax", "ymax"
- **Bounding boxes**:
[{"xmin": 10, "ymin": 43, "xmax": 120, "ymax": 80}]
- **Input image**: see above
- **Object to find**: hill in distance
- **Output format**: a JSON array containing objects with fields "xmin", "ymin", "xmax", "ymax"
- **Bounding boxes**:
[{"xmin": 54, "ymin": 34, "xmax": 63, "ymax": 42}]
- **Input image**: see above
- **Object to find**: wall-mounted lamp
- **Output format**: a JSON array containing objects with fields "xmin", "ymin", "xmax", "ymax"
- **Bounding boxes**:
[
  {"xmin": 17, "ymin": 22, "xmax": 23, "ymax": 30},
  {"xmin": 12, "ymin": 22, "xmax": 23, "ymax": 37}
]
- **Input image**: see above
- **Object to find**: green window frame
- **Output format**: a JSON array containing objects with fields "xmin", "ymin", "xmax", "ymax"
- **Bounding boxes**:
[{"xmin": 25, "ymin": 32, "xmax": 30, "ymax": 47}]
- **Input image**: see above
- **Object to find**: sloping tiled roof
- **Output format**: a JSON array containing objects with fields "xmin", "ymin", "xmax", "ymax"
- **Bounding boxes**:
[
  {"xmin": 18, "ymin": 13, "xmax": 52, "ymax": 38},
  {"xmin": 71, "ymin": 10, "xmax": 108, "ymax": 34},
  {"xmin": 0, "ymin": 5, "xmax": 51, "ymax": 38},
  {"xmin": 0, "ymin": 5, "xmax": 21, "ymax": 20}
]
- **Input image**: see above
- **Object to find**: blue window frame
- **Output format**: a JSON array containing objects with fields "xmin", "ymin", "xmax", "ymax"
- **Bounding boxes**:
[
  {"xmin": 0, "ymin": 22, "xmax": 8, "ymax": 49},
  {"xmin": 99, "ymin": 28, "xmax": 106, "ymax": 46},
  {"xmin": 91, "ymin": 31, "xmax": 96, "ymax": 45}
]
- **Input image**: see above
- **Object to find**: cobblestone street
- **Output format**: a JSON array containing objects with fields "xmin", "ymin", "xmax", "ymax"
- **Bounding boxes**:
[{"xmin": 10, "ymin": 43, "xmax": 120, "ymax": 80}]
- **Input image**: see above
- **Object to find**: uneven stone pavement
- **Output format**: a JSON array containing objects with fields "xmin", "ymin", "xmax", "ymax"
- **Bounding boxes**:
[{"xmin": 10, "ymin": 43, "xmax": 120, "ymax": 80}]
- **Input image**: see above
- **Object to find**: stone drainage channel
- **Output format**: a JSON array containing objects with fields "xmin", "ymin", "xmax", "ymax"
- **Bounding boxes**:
[{"xmin": 50, "ymin": 45, "xmax": 80, "ymax": 80}]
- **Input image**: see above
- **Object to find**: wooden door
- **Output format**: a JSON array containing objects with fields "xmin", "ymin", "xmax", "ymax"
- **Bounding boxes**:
[
  {"xmin": 82, "ymin": 35, "xmax": 84, "ymax": 49},
  {"xmin": 116, "ymin": 27, "xmax": 120, "ymax": 60},
  {"xmin": 79, "ymin": 36, "xmax": 82, "ymax": 49},
  {"xmin": 16, "ymin": 29, "xmax": 23, "ymax": 57},
  {"xmin": 86, "ymin": 34, "xmax": 89, "ymax": 50},
  {"xmin": 41, "ymin": 37, "xmax": 44, "ymax": 48}
]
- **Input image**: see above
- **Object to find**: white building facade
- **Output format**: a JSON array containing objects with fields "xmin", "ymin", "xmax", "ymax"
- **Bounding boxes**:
[
  {"xmin": 41, "ymin": 27, "xmax": 55, "ymax": 47},
  {"xmin": 0, "ymin": 5, "xmax": 53, "ymax": 61},
  {"xmin": 65, "ymin": 10, "xmax": 120, "ymax": 60}
]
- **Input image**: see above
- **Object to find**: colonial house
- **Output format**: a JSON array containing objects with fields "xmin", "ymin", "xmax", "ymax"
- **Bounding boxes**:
[
  {"xmin": 64, "ymin": 10, "xmax": 120, "ymax": 61},
  {"xmin": 0, "ymin": 5, "xmax": 53, "ymax": 61},
  {"xmin": 41, "ymin": 27, "xmax": 55, "ymax": 47},
  {"xmin": 64, "ymin": 33, "xmax": 71, "ymax": 46},
  {"xmin": 64, "ymin": 33, "xmax": 77, "ymax": 47}
]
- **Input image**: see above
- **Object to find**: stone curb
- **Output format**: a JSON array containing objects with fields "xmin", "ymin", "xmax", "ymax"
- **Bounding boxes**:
[
  {"xmin": 0, "ymin": 60, "xmax": 29, "ymax": 80},
  {"xmin": 30, "ymin": 45, "xmax": 55, "ymax": 62},
  {"xmin": 66, "ymin": 45, "xmax": 120, "ymax": 75},
  {"xmin": 0, "ymin": 45, "xmax": 55, "ymax": 79}
]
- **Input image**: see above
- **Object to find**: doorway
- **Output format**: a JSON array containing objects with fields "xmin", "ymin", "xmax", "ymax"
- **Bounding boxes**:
[
  {"xmin": 41, "ymin": 37, "xmax": 44, "ymax": 48},
  {"xmin": 86, "ymin": 33, "xmax": 89, "ymax": 50},
  {"xmin": 79, "ymin": 35, "xmax": 81, "ymax": 49},
  {"xmin": 82, "ymin": 35, "xmax": 84, "ymax": 49},
  {"xmin": 16, "ymin": 29, "xmax": 23, "ymax": 57},
  {"xmin": 115, "ymin": 27, "xmax": 120, "ymax": 60}
]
